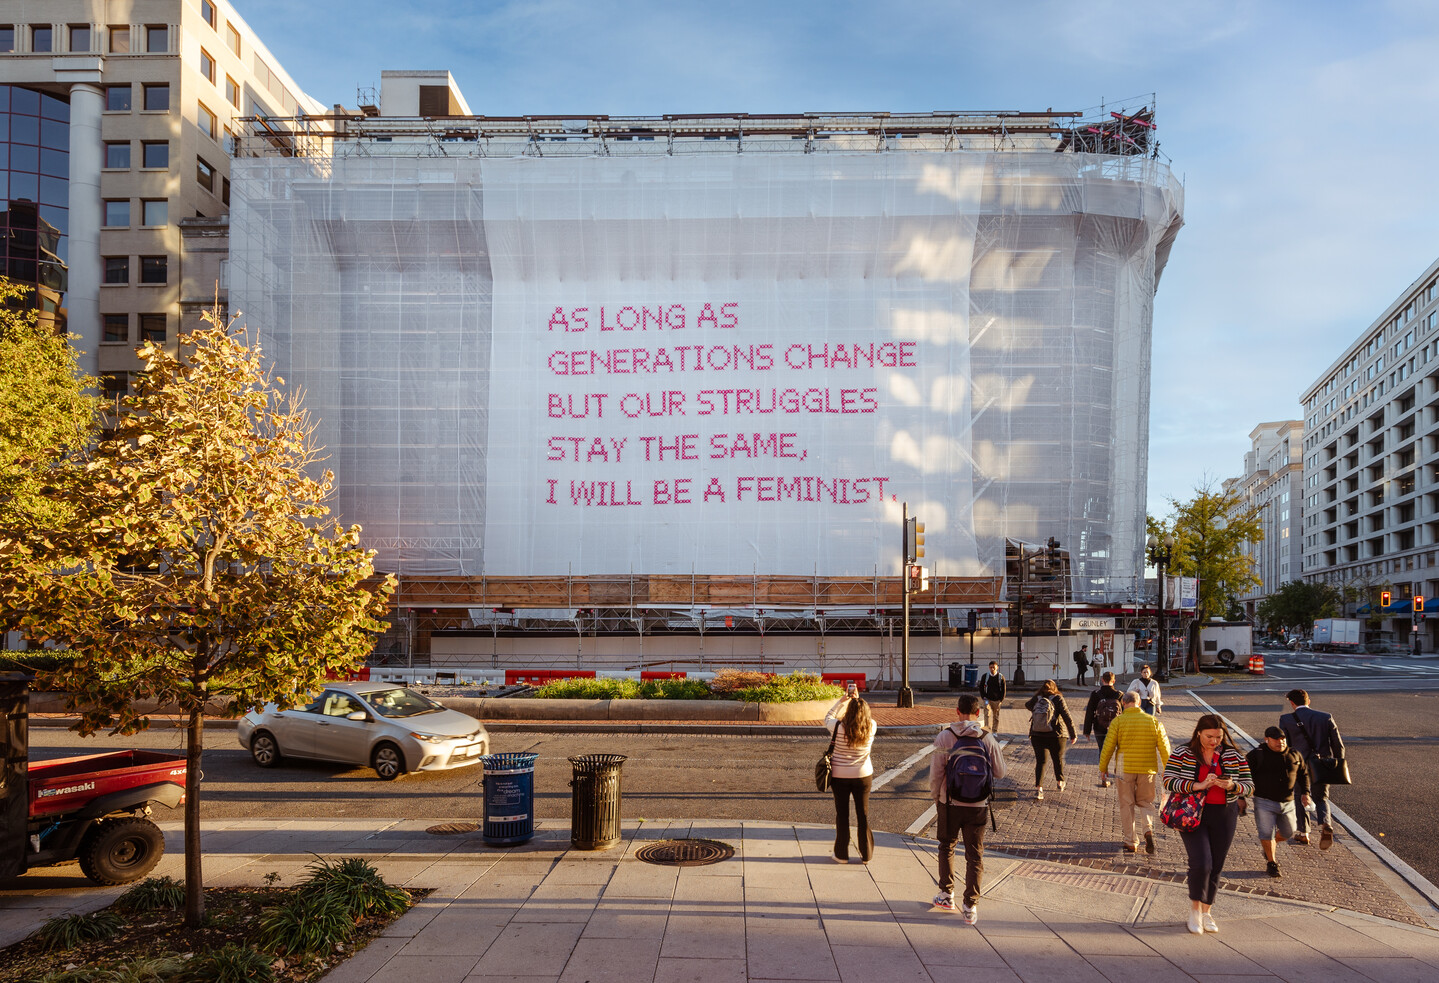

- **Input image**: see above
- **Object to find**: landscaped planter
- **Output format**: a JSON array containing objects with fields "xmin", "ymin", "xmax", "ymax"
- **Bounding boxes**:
[{"xmin": 442, "ymin": 696, "xmax": 835, "ymax": 722}]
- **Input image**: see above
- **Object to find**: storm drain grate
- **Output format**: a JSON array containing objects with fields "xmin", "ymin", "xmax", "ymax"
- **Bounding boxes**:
[
  {"xmin": 635, "ymin": 838, "xmax": 735, "ymax": 867},
  {"xmin": 1010, "ymin": 862, "xmax": 1150, "ymax": 897},
  {"xmin": 426, "ymin": 822, "xmax": 480, "ymax": 835}
]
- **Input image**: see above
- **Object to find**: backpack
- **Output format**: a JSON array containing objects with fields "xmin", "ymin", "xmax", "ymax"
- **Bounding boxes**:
[
  {"xmin": 944, "ymin": 729, "xmax": 993, "ymax": 804},
  {"xmin": 1030, "ymin": 695, "xmax": 1056, "ymax": 733},
  {"xmin": 1094, "ymin": 697, "xmax": 1121, "ymax": 728}
]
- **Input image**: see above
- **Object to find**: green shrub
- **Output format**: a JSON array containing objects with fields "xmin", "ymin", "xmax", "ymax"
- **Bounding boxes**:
[
  {"xmin": 0, "ymin": 650, "xmax": 79, "ymax": 677},
  {"xmin": 115, "ymin": 875, "xmax": 185, "ymax": 913},
  {"xmin": 35, "ymin": 910, "xmax": 124, "ymax": 952},
  {"xmin": 531, "ymin": 677, "xmax": 711, "ymax": 700},
  {"xmin": 730, "ymin": 671, "xmax": 845, "ymax": 704},
  {"xmin": 256, "ymin": 888, "xmax": 355, "ymax": 955},
  {"xmin": 180, "ymin": 943, "xmax": 274, "ymax": 983},
  {"xmin": 298, "ymin": 855, "xmax": 410, "ymax": 918}
]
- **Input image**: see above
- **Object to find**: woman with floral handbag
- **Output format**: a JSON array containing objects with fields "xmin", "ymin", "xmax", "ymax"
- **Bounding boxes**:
[{"xmin": 1162, "ymin": 714, "xmax": 1253, "ymax": 935}]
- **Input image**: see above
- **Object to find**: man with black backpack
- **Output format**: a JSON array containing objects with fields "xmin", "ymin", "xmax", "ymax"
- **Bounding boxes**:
[
  {"xmin": 928, "ymin": 693, "xmax": 1008, "ymax": 925},
  {"xmin": 1083, "ymin": 671, "xmax": 1125, "ymax": 786}
]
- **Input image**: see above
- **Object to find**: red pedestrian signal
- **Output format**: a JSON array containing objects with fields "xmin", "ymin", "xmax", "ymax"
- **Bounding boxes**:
[{"xmin": 1416, "ymin": 595, "xmax": 1426, "ymax": 612}]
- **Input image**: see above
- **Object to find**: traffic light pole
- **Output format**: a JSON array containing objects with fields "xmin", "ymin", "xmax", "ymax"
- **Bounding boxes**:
[{"xmin": 898, "ymin": 502, "xmax": 914, "ymax": 709}]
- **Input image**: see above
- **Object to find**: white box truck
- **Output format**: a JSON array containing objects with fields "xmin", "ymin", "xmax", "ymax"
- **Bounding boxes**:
[
  {"xmin": 1312, "ymin": 618, "xmax": 1362, "ymax": 652},
  {"xmin": 1198, "ymin": 622, "xmax": 1253, "ymax": 669}
]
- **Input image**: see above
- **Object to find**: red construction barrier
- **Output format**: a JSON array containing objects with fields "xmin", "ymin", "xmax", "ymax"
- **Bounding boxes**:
[
  {"xmin": 822, "ymin": 672, "xmax": 867, "ymax": 692},
  {"xmin": 1247, "ymin": 655, "xmax": 1265, "ymax": 675},
  {"xmin": 325, "ymin": 667, "xmax": 371, "ymax": 682},
  {"xmin": 640, "ymin": 671, "xmax": 687, "ymax": 679},
  {"xmin": 505, "ymin": 669, "xmax": 597, "ymax": 686}
]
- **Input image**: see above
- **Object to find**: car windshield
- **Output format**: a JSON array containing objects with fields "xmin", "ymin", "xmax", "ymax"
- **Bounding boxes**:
[{"xmin": 362, "ymin": 687, "xmax": 444, "ymax": 718}]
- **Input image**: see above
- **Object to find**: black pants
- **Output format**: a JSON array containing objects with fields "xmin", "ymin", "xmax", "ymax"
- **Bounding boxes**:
[
  {"xmin": 831, "ymin": 776, "xmax": 873, "ymax": 862},
  {"xmin": 936, "ymin": 802, "xmax": 987, "ymax": 907},
  {"xmin": 1030, "ymin": 731, "xmax": 1066, "ymax": 785},
  {"xmin": 1180, "ymin": 801, "xmax": 1238, "ymax": 904}
]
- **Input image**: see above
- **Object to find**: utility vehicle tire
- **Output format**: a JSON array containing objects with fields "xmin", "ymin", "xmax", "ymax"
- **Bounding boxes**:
[
  {"xmin": 249, "ymin": 730, "xmax": 282, "ymax": 768},
  {"xmin": 1218, "ymin": 649, "xmax": 1236, "ymax": 665},
  {"xmin": 372, "ymin": 742, "xmax": 405, "ymax": 781},
  {"xmin": 78, "ymin": 817, "xmax": 165, "ymax": 885}
]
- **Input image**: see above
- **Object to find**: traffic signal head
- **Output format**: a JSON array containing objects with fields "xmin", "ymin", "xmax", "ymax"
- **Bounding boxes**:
[
  {"xmin": 904, "ymin": 516, "xmax": 926, "ymax": 561},
  {"xmin": 1381, "ymin": 590, "xmax": 1392, "ymax": 608},
  {"xmin": 914, "ymin": 521, "xmax": 925, "ymax": 559},
  {"xmin": 1417, "ymin": 595, "xmax": 1426, "ymax": 612}
]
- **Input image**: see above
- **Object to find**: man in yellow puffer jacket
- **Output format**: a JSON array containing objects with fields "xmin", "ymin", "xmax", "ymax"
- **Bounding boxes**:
[{"xmin": 1099, "ymin": 691, "xmax": 1172, "ymax": 854}]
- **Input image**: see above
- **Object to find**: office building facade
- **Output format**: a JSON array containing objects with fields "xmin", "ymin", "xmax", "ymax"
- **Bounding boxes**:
[
  {"xmin": 1232, "ymin": 420, "xmax": 1303, "ymax": 621},
  {"xmin": 0, "ymin": 0, "xmax": 319, "ymax": 396}
]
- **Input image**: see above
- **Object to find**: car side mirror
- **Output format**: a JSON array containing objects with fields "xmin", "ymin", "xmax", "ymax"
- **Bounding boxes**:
[{"xmin": 347, "ymin": 711, "xmax": 368, "ymax": 722}]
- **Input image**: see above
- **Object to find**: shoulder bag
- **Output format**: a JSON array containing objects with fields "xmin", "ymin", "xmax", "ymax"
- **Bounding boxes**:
[
  {"xmin": 1315, "ymin": 755, "xmax": 1352, "ymax": 785},
  {"xmin": 815, "ymin": 729, "xmax": 839, "ymax": 793},
  {"xmin": 1160, "ymin": 755, "xmax": 1205, "ymax": 831}
]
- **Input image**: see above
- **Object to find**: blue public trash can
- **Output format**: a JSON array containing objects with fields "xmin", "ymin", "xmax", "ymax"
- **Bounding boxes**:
[
  {"xmin": 962, "ymin": 664, "xmax": 980, "ymax": 688},
  {"xmin": 480, "ymin": 752, "xmax": 538, "ymax": 846}
]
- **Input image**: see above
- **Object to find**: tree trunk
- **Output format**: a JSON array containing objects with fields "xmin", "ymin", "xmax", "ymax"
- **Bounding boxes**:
[{"xmin": 183, "ymin": 707, "xmax": 206, "ymax": 927}]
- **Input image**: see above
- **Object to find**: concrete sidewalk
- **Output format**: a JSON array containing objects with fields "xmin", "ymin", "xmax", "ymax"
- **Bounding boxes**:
[{"xmin": 5, "ymin": 817, "xmax": 1439, "ymax": 983}]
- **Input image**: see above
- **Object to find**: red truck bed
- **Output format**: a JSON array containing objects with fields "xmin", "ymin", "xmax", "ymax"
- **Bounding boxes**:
[{"xmin": 28, "ymin": 750, "xmax": 187, "ymax": 820}]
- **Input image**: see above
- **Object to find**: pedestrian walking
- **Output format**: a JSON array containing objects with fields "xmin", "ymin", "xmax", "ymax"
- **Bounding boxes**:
[
  {"xmin": 1279, "ymin": 688, "xmax": 1345, "ymax": 850},
  {"xmin": 1099, "ymin": 690, "xmax": 1171, "ymax": 852},
  {"xmin": 1074, "ymin": 644, "xmax": 1091, "ymax": 685},
  {"xmin": 1083, "ymin": 670, "xmax": 1126, "ymax": 775},
  {"xmin": 823, "ymin": 684, "xmax": 874, "ymax": 863},
  {"xmin": 1023, "ymin": 679, "xmax": 1076, "ymax": 799},
  {"xmin": 976, "ymin": 660, "xmax": 1007, "ymax": 733},
  {"xmin": 929, "ymin": 693, "xmax": 1008, "ymax": 924},
  {"xmin": 1126, "ymin": 663, "xmax": 1163, "ymax": 715},
  {"xmin": 1162, "ymin": 714, "xmax": 1254, "ymax": 934},
  {"xmin": 1245, "ymin": 725, "xmax": 1311, "ymax": 878}
]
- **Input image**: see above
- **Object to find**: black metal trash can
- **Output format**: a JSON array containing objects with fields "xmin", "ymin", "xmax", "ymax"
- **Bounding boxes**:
[
  {"xmin": 948, "ymin": 662, "xmax": 963, "ymax": 689},
  {"xmin": 480, "ymin": 752, "xmax": 538, "ymax": 846},
  {"xmin": 568, "ymin": 753, "xmax": 626, "ymax": 850}
]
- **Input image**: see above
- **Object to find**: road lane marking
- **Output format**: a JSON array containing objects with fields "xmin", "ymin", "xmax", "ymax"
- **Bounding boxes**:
[
  {"xmin": 872, "ymin": 743, "xmax": 940, "ymax": 792},
  {"xmin": 1186, "ymin": 689, "xmax": 1439, "ymax": 912}
]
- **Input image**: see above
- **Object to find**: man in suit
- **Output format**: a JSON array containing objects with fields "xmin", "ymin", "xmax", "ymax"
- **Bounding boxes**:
[{"xmin": 1280, "ymin": 688, "xmax": 1345, "ymax": 850}]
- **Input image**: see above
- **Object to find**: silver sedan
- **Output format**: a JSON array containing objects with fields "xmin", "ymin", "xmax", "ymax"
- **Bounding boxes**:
[{"xmin": 237, "ymin": 681, "xmax": 489, "ymax": 780}]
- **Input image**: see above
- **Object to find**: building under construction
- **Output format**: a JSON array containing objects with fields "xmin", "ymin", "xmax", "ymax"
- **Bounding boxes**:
[{"xmin": 227, "ymin": 74, "xmax": 1184, "ymax": 679}]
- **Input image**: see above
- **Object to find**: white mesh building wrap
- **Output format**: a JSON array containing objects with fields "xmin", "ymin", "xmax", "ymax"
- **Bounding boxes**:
[{"xmin": 228, "ymin": 113, "xmax": 1183, "ymax": 601}]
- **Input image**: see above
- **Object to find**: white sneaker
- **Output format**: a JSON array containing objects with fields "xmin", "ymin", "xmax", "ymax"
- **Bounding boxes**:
[
  {"xmin": 932, "ymin": 892, "xmax": 955, "ymax": 911},
  {"xmin": 1057, "ymin": 781, "xmax": 1066, "ymax": 792},
  {"xmin": 962, "ymin": 903, "xmax": 978, "ymax": 925},
  {"xmin": 1186, "ymin": 911, "xmax": 1205, "ymax": 935},
  {"xmin": 1035, "ymin": 787, "xmax": 1044, "ymax": 800},
  {"xmin": 1202, "ymin": 912, "xmax": 1219, "ymax": 933}
]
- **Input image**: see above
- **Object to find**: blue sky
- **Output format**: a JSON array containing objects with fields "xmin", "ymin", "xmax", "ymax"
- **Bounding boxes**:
[{"xmin": 238, "ymin": 0, "xmax": 1439, "ymax": 517}]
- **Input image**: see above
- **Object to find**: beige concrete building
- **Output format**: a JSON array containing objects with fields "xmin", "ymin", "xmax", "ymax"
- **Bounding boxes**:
[
  {"xmin": 1231, "ymin": 420, "xmax": 1304, "ymax": 621},
  {"xmin": 0, "ymin": 0, "xmax": 320, "ymax": 397}
]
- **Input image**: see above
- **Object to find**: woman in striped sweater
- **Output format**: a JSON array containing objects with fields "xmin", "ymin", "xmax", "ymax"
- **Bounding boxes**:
[
  {"xmin": 1162, "ymin": 713, "xmax": 1254, "ymax": 935},
  {"xmin": 824, "ymin": 688, "xmax": 875, "ymax": 863}
]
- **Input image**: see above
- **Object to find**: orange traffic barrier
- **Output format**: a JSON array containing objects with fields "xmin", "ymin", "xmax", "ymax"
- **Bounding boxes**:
[{"xmin": 1247, "ymin": 655, "xmax": 1265, "ymax": 675}]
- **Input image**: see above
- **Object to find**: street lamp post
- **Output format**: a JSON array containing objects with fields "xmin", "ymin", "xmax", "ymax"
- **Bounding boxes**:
[{"xmin": 1146, "ymin": 534, "xmax": 1176, "ymax": 682}]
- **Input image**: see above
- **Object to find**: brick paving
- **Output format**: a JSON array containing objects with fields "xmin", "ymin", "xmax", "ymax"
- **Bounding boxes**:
[{"xmin": 981, "ymin": 689, "xmax": 1428, "ymax": 926}]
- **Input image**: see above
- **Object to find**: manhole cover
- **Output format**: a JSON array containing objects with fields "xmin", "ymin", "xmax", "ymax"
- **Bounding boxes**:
[
  {"xmin": 426, "ymin": 822, "xmax": 479, "ymax": 835},
  {"xmin": 635, "ymin": 838, "xmax": 735, "ymax": 867}
]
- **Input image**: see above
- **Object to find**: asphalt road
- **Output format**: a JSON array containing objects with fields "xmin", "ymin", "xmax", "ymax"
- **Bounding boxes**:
[{"xmin": 1190, "ymin": 653, "xmax": 1439, "ymax": 890}]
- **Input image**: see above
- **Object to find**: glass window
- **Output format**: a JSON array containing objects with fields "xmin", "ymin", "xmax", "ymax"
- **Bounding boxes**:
[
  {"xmin": 196, "ymin": 157, "xmax": 215, "ymax": 192},
  {"xmin": 200, "ymin": 48, "xmax": 215, "ymax": 83},
  {"xmin": 146, "ymin": 25, "xmax": 166, "ymax": 52},
  {"xmin": 104, "ymin": 142, "xmax": 130, "ymax": 168},
  {"xmin": 227, "ymin": 23, "xmax": 240, "ymax": 56},
  {"xmin": 141, "ymin": 199, "xmax": 167, "ymax": 226},
  {"xmin": 143, "ymin": 84, "xmax": 169, "ymax": 111},
  {"xmin": 0, "ymin": 26, "xmax": 14, "ymax": 52},
  {"xmin": 225, "ymin": 75, "xmax": 239, "ymax": 108},
  {"xmin": 32, "ymin": 26, "xmax": 53, "ymax": 53},
  {"xmin": 141, "ymin": 141, "xmax": 168, "ymax": 168},
  {"xmin": 222, "ymin": 176, "xmax": 230, "ymax": 206},
  {"xmin": 102, "ymin": 315, "xmax": 129, "ymax": 343},
  {"xmin": 140, "ymin": 256, "xmax": 167, "ymax": 284},
  {"xmin": 198, "ymin": 102, "xmax": 216, "ymax": 140},
  {"xmin": 105, "ymin": 84, "xmax": 132, "ymax": 111},
  {"xmin": 109, "ymin": 26, "xmax": 129, "ymax": 53},
  {"xmin": 103, "ymin": 257, "xmax": 128, "ymax": 284},
  {"xmin": 139, "ymin": 314, "xmax": 166, "ymax": 342},
  {"xmin": 201, "ymin": 0, "xmax": 217, "ymax": 29},
  {"xmin": 69, "ymin": 25, "xmax": 91, "ymax": 52},
  {"xmin": 104, "ymin": 199, "xmax": 130, "ymax": 227}
]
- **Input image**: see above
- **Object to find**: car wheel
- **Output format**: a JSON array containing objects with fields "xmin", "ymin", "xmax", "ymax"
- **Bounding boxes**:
[
  {"xmin": 372, "ymin": 741, "xmax": 405, "ymax": 780},
  {"xmin": 78, "ymin": 817, "xmax": 165, "ymax": 885},
  {"xmin": 250, "ymin": 730, "xmax": 282, "ymax": 768},
  {"xmin": 1218, "ymin": 649, "xmax": 1235, "ymax": 665}
]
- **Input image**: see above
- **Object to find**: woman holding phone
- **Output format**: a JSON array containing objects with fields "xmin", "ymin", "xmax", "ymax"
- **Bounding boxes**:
[{"xmin": 823, "ymin": 682, "xmax": 875, "ymax": 863}]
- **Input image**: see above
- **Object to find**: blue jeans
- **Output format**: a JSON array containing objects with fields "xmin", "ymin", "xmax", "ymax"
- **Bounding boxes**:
[{"xmin": 1297, "ymin": 757, "xmax": 1330, "ymax": 830}]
